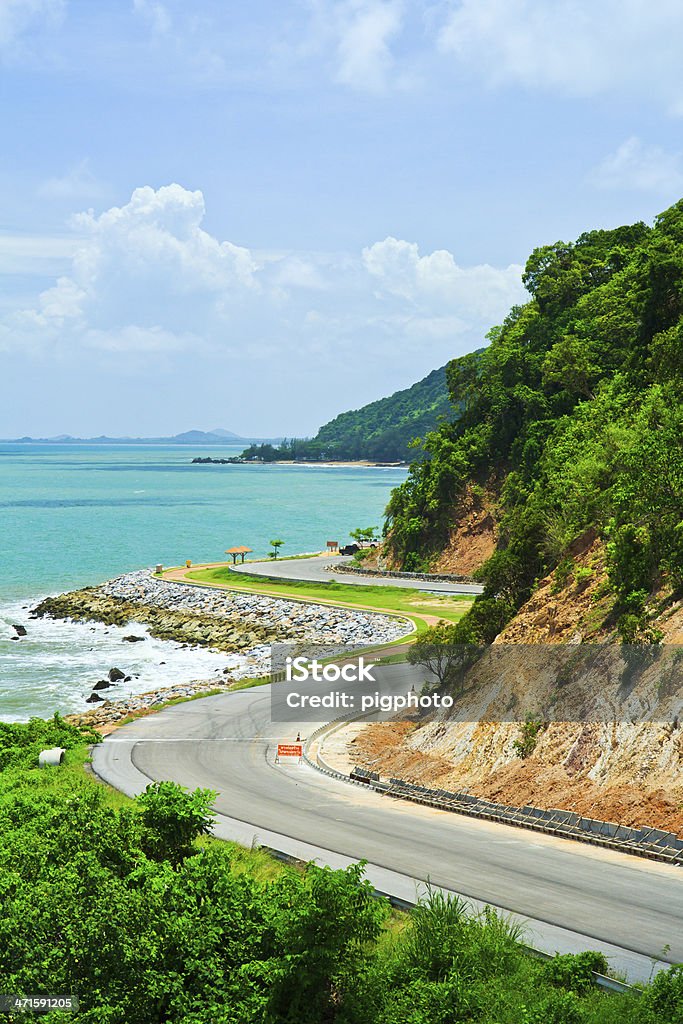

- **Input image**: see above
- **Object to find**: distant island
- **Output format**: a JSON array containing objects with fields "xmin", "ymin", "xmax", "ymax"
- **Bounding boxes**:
[{"xmin": 2, "ymin": 429, "xmax": 283, "ymax": 446}]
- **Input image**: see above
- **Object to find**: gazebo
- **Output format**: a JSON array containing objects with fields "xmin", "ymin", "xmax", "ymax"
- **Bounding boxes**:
[{"xmin": 226, "ymin": 545, "xmax": 252, "ymax": 564}]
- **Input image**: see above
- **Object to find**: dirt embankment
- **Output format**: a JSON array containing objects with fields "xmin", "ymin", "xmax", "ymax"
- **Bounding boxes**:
[
  {"xmin": 34, "ymin": 589, "xmax": 279, "ymax": 652},
  {"xmin": 348, "ymin": 529, "xmax": 683, "ymax": 835},
  {"xmin": 350, "ymin": 717, "xmax": 683, "ymax": 836},
  {"xmin": 430, "ymin": 477, "xmax": 501, "ymax": 576}
]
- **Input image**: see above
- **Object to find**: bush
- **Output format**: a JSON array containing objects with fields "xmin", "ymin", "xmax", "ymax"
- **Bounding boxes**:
[
  {"xmin": 641, "ymin": 964, "xmax": 683, "ymax": 1023},
  {"xmin": 137, "ymin": 781, "xmax": 216, "ymax": 865},
  {"xmin": 541, "ymin": 951, "xmax": 608, "ymax": 994}
]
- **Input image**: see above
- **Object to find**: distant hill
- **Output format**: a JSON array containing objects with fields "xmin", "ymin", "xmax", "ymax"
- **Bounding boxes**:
[
  {"xmin": 238, "ymin": 366, "xmax": 453, "ymax": 464},
  {"xmin": 313, "ymin": 366, "xmax": 451, "ymax": 461},
  {"xmin": 2, "ymin": 429, "xmax": 281, "ymax": 445}
]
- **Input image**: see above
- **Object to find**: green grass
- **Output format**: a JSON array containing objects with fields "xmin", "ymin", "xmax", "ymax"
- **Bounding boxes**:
[{"xmin": 184, "ymin": 566, "xmax": 472, "ymax": 634}]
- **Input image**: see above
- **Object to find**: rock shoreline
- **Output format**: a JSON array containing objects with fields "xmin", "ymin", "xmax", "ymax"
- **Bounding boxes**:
[
  {"xmin": 64, "ymin": 679, "xmax": 237, "ymax": 730},
  {"xmin": 34, "ymin": 569, "xmax": 408, "ymax": 647},
  {"xmin": 36, "ymin": 569, "xmax": 410, "ymax": 726}
]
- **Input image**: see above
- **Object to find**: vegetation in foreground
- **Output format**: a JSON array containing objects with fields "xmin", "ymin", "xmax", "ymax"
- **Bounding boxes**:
[
  {"xmin": 387, "ymin": 201, "xmax": 683, "ymax": 644},
  {"xmin": 184, "ymin": 566, "xmax": 472, "ymax": 632},
  {"xmin": 1, "ymin": 718, "xmax": 682, "ymax": 1023}
]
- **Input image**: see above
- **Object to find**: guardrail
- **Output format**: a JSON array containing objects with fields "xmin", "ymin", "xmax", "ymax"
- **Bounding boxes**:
[{"xmin": 379, "ymin": 777, "xmax": 683, "ymax": 866}]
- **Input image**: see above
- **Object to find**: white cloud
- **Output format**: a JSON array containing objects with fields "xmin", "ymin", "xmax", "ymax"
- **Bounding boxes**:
[
  {"xmin": 37, "ymin": 159, "xmax": 107, "ymax": 202},
  {"xmin": 292, "ymin": 0, "xmax": 408, "ymax": 93},
  {"xmin": 3, "ymin": 184, "xmax": 524, "ymax": 370},
  {"xmin": 363, "ymin": 236, "xmax": 525, "ymax": 321},
  {"xmin": 0, "ymin": 0, "xmax": 64, "ymax": 61},
  {"xmin": 589, "ymin": 137, "xmax": 683, "ymax": 193},
  {"xmin": 438, "ymin": 0, "xmax": 683, "ymax": 112},
  {"xmin": 333, "ymin": 0, "xmax": 404, "ymax": 92}
]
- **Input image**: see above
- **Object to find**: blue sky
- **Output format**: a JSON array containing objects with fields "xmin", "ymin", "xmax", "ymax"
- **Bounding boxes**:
[{"xmin": 2, "ymin": 0, "xmax": 682, "ymax": 437}]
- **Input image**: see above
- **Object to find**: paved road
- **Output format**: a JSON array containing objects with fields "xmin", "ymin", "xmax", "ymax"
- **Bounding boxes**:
[
  {"xmin": 93, "ymin": 665, "xmax": 683, "ymax": 983},
  {"xmin": 230, "ymin": 554, "xmax": 484, "ymax": 595}
]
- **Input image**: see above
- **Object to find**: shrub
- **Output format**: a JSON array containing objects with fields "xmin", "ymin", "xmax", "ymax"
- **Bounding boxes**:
[{"xmin": 541, "ymin": 951, "xmax": 608, "ymax": 994}]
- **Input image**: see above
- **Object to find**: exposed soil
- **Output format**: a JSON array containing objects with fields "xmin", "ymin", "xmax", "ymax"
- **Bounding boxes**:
[
  {"xmin": 343, "ymin": 528, "xmax": 683, "ymax": 836},
  {"xmin": 431, "ymin": 477, "xmax": 502, "ymax": 576},
  {"xmin": 349, "ymin": 719, "xmax": 683, "ymax": 836}
]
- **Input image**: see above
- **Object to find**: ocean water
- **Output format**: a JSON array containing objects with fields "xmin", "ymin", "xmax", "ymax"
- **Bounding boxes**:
[{"xmin": 0, "ymin": 444, "xmax": 406, "ymax": 720}]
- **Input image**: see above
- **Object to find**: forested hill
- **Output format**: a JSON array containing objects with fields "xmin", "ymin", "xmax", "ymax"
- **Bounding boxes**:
[
  {"xmin": 314, "ymin": 365, "xmax": 450, "ymax": 461},
  {"xmin": 386, "ymin": 201, "xmax": 683, "ymax": 643},
  {"xmin": 240, "ymin": 366, "xmax": 452, "ymax": 463}
]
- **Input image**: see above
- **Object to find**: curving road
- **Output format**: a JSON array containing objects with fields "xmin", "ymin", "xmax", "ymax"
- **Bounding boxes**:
[
  {"xmin": 230, "ymin": 554, "xmax": 484, "ymax": 595},
  {"xmin": 93, "ymin": 665, "xmax": 683, "ymax": 984}
]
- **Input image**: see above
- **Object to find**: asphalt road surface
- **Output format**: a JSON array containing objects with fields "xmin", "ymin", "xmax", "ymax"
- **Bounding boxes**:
[
  {"xmin": 93, "ymin": 666, "xmax": 683, "ymax": 983},
  {"xmin": 230, "ymin": 555, "xmax": 484, "ymax": 595}
]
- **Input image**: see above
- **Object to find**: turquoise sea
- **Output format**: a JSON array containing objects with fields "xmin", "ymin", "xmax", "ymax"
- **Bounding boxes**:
[{"xmin": 0, "ymin": 444, "xmax": 406, "ymax": 720}]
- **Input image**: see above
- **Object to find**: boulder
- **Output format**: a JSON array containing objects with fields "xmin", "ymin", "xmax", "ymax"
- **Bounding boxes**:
[
  {"xmin": 123, "ymin": 635, "xmax": 145, "ymax": 643},
  {"xmin": 86, "ymin": 692, "xmax": 104, "ymax": 703},
  {"xmin": 93, "ymin": 680, "xmax": 112, "ymax": 690},
  {"xmin": 108, "ymin": 667, "xmax": 125, "ymax": 682},
  {"xmin": 12, "ymin": 624, "xmax": 27, "ymax": 636}
]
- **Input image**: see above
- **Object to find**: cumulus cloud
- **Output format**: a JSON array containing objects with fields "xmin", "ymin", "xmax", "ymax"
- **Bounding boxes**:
[
  {"xmin": 363, "ymin": 236, "xmax": 525, "ymax": 320},
  {"xmin": 17, "ymin": 184, "xmax": 256, "ymax": 350},
  {"xmin": 438, "ymin": 0, "xmax": 683, "ymax": 112},
  {"xmin": 589, "ymin": 137, "xmax": 683, "ymax": 193},
  {"xmin": 4, "ymin": 183, "xmax": 524, "ymax": 370}
]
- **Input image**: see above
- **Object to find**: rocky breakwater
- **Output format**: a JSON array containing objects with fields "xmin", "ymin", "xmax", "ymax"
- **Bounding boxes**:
[{"xmin": 34, "ymin": 569, "xmax": 408, "ymax": 648}]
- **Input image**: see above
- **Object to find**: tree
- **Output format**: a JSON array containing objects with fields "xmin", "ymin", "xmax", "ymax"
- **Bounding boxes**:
[
  {"xmin": 407, "ymin": 623, "xmax": 477, "ymax": 697},
  {"xmin": 349, "ymin": 526, "xmax": 378, "ymax": 546},
  {"xmin": 269, "ymin": 538, "xmax": 284, "ymax": 559},
  {"xmin": 137, "ymin": 781, "xmax": 216, "ymax": 865},
  {"xmin": 542, "ymin": 335, "xmax": 600, "ymax": 400}
]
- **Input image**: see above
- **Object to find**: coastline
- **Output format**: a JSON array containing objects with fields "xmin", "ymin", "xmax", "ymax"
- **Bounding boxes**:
[
  {"xmin": 28, "ymin": 568, "xmax": 410, "ymax": 725},
  {"xmin": 191, "ymin": 458, "xmax": 408, "ymax": 468}
]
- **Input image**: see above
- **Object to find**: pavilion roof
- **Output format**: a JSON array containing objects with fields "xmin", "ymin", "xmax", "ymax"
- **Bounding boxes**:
[{"xmin": 225, "ymin": 545, "xmax": 253, "ymax": 554}]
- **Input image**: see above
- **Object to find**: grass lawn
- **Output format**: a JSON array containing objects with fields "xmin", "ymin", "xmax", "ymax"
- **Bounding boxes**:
[{"xmin": 183, "ymin": 565, "xmax": 473, "ymax": 634}]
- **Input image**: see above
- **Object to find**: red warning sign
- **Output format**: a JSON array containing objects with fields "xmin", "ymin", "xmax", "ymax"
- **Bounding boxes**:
[{"xmin": 277, "ymin": 743, "xmax": 303, "ymax": 758}]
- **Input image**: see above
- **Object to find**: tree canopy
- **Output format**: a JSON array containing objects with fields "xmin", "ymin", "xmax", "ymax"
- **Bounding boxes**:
[{"xmin": 385, "ymin": 202, "xmax": 683, "ymax": 642}]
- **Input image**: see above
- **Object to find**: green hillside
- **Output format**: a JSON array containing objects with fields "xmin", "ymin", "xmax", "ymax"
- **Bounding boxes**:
[
  {"xmin": 386, "ymin": 202, "xmax": 683, "ymax": 643},
  {"xmin": 241, "ymin": 366, "xmax": 452, "ymax": 463},
  {"xmin": 313, "ymin": 365, "xmax": 451, "ymax": 461}
]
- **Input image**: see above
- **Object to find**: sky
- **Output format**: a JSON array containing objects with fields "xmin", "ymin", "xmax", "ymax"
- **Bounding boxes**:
[{"xmin": 2, "ymin": 0, "xmax": 682, "ymax": 438}]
